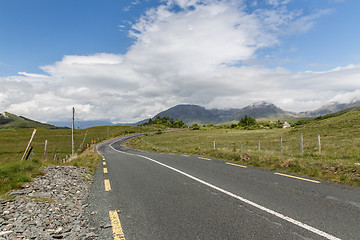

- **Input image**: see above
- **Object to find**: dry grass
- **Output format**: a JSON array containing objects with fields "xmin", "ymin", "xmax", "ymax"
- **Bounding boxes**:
[
  {"xmin": 0, "ymin": 125, "xmax": 158, "ymax": 196},
  {"xmin": 128, "ymin": 111, "xmax": 360, "ymax": 187}
]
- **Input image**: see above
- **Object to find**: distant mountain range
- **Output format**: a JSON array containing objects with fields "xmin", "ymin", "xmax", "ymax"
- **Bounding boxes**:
[
  {"xmin": 47, "ymin": 120, "xmax": 114, "ymax": 129},
  {"xmin": 136, "ymin": 100, "xmax": 360, "ymax": 126},
  {"xmin": 301, "ymin": 100, "xmax": 360, "ymax": 117},
  {"xmin": 151, "ymin": 101, "xmax": 296, "ymax": 125},
  {"xmin": 2, "ymin": 100, "xmax": 360, "ymax": 129}
]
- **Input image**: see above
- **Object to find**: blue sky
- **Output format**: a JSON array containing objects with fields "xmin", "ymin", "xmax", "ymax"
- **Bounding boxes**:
[{"xmin": 1, "ymin": 0, "xmax": 360, "ymax": 122}]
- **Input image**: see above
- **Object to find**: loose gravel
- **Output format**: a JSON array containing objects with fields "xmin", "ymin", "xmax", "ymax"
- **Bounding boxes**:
[{"xmin": 0, "ymin": 165, "xmax": 98, "ymax": 240}]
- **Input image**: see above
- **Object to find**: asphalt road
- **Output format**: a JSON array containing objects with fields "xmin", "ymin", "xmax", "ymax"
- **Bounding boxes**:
[{"xmin": 87, "ymin": 134, "xmax": 360, "ymax": 240}]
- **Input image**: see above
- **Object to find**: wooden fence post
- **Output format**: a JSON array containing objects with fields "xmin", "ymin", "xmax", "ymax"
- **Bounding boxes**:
[
  {"xmin": 53, "ymin": 147, "xmax": 57, "ymax": 161},
  {"xmin": 318, "ymin": 134, "xmax": 321, "ymax": 156},
  {"xmin": 22, "ymin": 129, "xmax": 37, "ymax": 160},
  {"xmin": 43, "ymin": 140, "xmax": 48, "ymax": 160},
  {"xmin": 258, "ymin": 140, "xmax": 261, "ymax": 151},
  {"xmin": 280, "ymin": 137, "xmax": 283, "ymax": 153},
  {"xmin": 25, "ymin": 146, "xmax": 33, "ymax": 160},
  {"xmin": 79, "ymin": 130, "xmax": 88, "ymax": 150},
  {"xmin": 300, "ymin": 132, "xmax": 303, "ymax": 154}
]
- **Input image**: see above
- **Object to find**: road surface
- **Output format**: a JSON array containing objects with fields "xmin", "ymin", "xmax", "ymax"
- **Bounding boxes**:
[{"xmin": 87, "ymin": 134, "xmax": 360, "ymax": 239}]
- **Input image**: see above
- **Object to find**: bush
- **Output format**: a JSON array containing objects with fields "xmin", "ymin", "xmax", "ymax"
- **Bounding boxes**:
[
  {"xmin": 293, "ymin": 120, "xmax": 311, "ymax": 126},
  {"xmin": 238, "ymin": 115, "xmax": 257, "ymax": 127},
  {"xmin": 140, "ymin": 116, "xmax": 188, "ymax": 128},
  {"xmin": 190, "ymin": 124, "xmax": 200, "ymax": 130}
]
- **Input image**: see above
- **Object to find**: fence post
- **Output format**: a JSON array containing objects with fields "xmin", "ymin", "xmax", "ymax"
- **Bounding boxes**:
[
  {"xmin": 280, "ymin": 137, "xmax": 283, "ymax": 153},
  {"xmin": 300, "ymin": 132, "xmax": 303, "ymax": 154},
  {"xmin": 43, "ymin": 140, "xmax": 48, "ymax": 160},
  {"xmin": 258, "ymin": 140, "xmax": 261, "ymax": 151},
  {"xmin": 318, "ymin": 134, "xmax": 321, "ymax": 156},
  {"xmin": 21, "ymin": 129, "xmax": 37, "ymax": 160},
  {"xmin": 53, "ymin": 147, "xmax": 57, "ymax": 161},
  {"xmin": 79, "ymin": 130, "xmax": 88, "ymax": 150},
  {"xmin": 25, "ymin": 146, "xmax": 33, "ymax": 160},
  {"xmin": 213, "ymin": 142, "xmax": 216, "ymax": 150}
]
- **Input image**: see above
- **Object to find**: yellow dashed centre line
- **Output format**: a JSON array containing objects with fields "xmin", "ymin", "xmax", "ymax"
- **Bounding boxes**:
[
  {"xmin": 103, "ymin": 168, "xmax": 108, "ymax": 174},
  {"xmin": 104, "ymin": 179, "xmax": 112, "ymax": 191},
  {"xmin": 198, "ymin": 157, "xmax": 211, "ymax": 161},
  {"xmin": 226, "ymin": 162, "xmax": 247, "ymax": 168},
  {"xmin": 274, "ymin": 172, "xmax": 320, "ymax": 184},
  {"xmin": 109, "ymin": 210, "xmax": 126, "ymax": 240}
]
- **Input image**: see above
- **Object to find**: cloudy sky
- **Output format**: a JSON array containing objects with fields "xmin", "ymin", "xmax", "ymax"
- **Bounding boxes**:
[{"xmin": 1, "ymin": 0, "xmax": 360, "ymax": 123}]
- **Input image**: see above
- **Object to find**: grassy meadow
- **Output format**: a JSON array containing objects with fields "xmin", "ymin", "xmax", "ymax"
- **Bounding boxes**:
[
  {"xmin": 2, "ymin": 109, "xmax": 360, "ymax": 197},
  {"xmin": 0, "ymin": 125, "xmax": 157, "ymax": 196},
  {"xmin": 127, "ymin": 110, "xmax": 360, "ymax": 187}
]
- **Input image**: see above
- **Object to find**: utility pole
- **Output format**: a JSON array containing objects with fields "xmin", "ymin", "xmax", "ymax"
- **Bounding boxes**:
[{"xmin": 72, "ymin": 107, "xmax": 75, "ymax": 156}]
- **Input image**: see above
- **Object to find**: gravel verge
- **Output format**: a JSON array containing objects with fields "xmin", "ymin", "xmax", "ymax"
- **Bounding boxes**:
[{"xmin": 0, "ymin": 165, "xmax": 98, "ymax": 240}]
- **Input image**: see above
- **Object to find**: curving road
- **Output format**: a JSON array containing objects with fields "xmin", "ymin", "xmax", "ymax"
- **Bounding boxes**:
[{"xmin": 87, "ymin": 134, "xmax": 360, "ymax": 240}]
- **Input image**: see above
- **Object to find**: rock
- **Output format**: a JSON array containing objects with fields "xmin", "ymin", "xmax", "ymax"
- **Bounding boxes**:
[
  {"xmin": 0, "ymin": 165, "xmax": 98, "ymax": 239},
  {"xmin": 28, "ymin": 192, "xmax": 52, "ymax": 199},
  {"xmin": 52, "ymin": 234, "xmax": 64, "ymax": 239},
  {"xmin": 0, "ymin": 231, "xmax": 12, "ymax": 236},
  {"xmin": 9, "ymin": 189, "xmax": 32, "ymax": 195},
  {"xmin": 101, "ymin": 223, "xmax": 112, "ymax": 229}
]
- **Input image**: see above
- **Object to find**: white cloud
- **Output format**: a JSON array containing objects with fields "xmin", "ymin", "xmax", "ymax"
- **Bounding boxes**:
[
  {"xmin": 267, "ymin": 0, "xmax": 291, "ymax": 7},
  {"xmin": 1, "ymin": 0, "xmax": 359, "ymax": 123},
  {"xmin": 18, "ymin": 72, "xmax": 49, "ymax": 78}
]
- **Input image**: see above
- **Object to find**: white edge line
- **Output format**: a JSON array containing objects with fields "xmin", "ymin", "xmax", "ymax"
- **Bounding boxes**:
[{"xmin": 108, "ymin": 141, "xmax": 341, "ymax": 240}]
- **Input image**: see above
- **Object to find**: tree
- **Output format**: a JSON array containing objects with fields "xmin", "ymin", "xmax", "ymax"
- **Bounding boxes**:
[
  {"xmin": 239, "ymin": 115, "xmax": 256, "ymax": 127},
  {"xmin": 190, "ymin": 124, "xmax": 200, "ymax": 130},
  {"xmin": 140, "ymin": 116, "xmax": 187, "ymax": 128}
]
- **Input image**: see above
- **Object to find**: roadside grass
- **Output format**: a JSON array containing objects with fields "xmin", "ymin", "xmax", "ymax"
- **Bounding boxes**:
[
  {"xmin": 65, "ymin": 148, "xmax": 102, "ymax": 175},
  {"xmin": 0, "ymin": 125, "xmax": 158, "ymax": 197},
  {"xmin": 127, "ymin": 111, "xmax": 360, "ymax": 187},
  {"xmin": 0, "ymin": 158, "xmax": 43, "ymax": 196}
]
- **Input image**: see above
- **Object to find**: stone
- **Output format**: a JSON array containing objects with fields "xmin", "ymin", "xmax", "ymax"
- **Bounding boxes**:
[
  {"xmin": 0, "ymin": 165, "xmax": 98, "ymax": 239},
  {"xmin": 101, "ymin": 223, "xmax": 112, "ymax": 229},
  {"xmin": 52, "ymin": 234, "xmax": 64, "ymax": 239},
  {"xmin": 0, "ymin": 231, "xmax": 12, "ymax": 236}
]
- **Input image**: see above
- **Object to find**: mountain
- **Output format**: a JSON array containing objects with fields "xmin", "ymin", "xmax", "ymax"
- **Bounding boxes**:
[
  {"xmin": 0, "ymin": 112, "xmax": 59, "ymax": 129},
  {"xmin": 233, "ymin": 101, "xmax": 298, "ymax": 119},
  {"xmin": 302, "ymin": 100, "xmax": 360, "ymax": 117},
  {"xmin": 47, "ymin": 120, "xmax": 114, "ymax": 129},
  {"xmin": 155, "ymin": 105, "xmax": 216, "ymax": 125},
  {"xmin": 4, "ymin": 99, "xmax": 360, "ymax": 129},
  {"xmin": 152, "ymin": 102, "xmax": 296, "ymax": 125},
  {"xmin": 151, "ymin": 100, "xmax": 360, "ymax": 125}
]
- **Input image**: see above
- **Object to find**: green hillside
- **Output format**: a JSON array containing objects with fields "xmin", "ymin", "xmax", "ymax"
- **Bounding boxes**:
[
  {"xmin": 0, "ymin": 112, "xmax": 59, "ymax": 129},
  {"xmin": 128, "ymin": 108, "xmax": 360, "ymax": 186},
  {"xmin": 0, "ymin": 122, "xmax": 160, "ymax": 197}
]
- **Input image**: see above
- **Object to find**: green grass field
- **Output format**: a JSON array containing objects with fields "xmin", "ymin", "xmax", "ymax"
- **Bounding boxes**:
[
  {"xmin": 2, "ymin": 109, "xmax": 360, "ymax": 197},
  {"xmin": 0, "ymin": 125, "xmax": 157, "ymax": 196},
  {"xmin": 127, "ymin": 110, "xmax": 360, "ymax": 187}
]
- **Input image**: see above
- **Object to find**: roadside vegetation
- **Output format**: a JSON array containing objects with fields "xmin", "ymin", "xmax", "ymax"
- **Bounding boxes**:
[
  {"xmin": 2, "ymin": 109, "xmax": 360, "ymax": 197},
  {"xmin": 128, "ymin": 110, "xmax": 360, "ymax": 187},
  {"xmin": 140, "ymin": 116, "xmax": 188, "ymax": 128},
  {"xmin": 190, "ymin": 115, "xmax": 291, "ymax": 130},
  {"xmin": 0, "ymin": 125, "xmax": 159, "ymax": 197}
]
